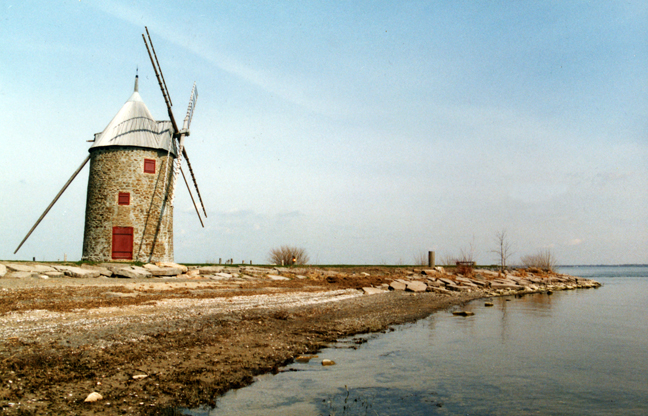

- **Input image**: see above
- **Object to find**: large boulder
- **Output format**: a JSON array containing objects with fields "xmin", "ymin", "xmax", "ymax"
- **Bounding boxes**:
[
  {"xmin": 6, "ymin": 263, "xmax": 57, "ymax": 273},
  {"xmin": 406, "ymin": 281, "xmax": 428, "ymax": 292},
  {"xmin": 113, "ymin": 267, "xmax": 152, "ymax": 279},
  {"xmin": 156, "ymin": 262, "xmax": 188, "ymax": 273},
  {"xmin": 81, "ymin": 264, "xmax": 113, "ymax": 277},
  {"xmin": 389, "ymin": 281, "xmax": 407, "ymax": 291},
  {"xmin": 143, "ymin": 264, "xmax": 183, "ymax": 276},
  {"xmin": 52, "ymin": 265, "xmax": 101, "ymax": 278}
]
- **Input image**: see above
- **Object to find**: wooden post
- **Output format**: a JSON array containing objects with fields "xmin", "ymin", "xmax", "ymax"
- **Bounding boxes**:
[{"xmin": 428, "ymin": 251, "xmax": 435, "ymax": 267}]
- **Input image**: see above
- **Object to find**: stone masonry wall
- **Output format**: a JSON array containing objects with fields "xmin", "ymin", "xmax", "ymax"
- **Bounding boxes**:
[{"xmin": 82, "ymin": 146, "xmax": 176, "ymax": 262}]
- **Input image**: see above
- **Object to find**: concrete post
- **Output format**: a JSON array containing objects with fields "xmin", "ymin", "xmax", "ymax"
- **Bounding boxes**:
[{"xmin": 428, "ymin": 251, "xmax": 435, "ymax": 267}]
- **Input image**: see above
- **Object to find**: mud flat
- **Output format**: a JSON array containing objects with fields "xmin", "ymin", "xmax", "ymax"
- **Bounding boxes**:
[{"xmin": 0, "ymin": 262, "xmax": 600, "ymax": 415}]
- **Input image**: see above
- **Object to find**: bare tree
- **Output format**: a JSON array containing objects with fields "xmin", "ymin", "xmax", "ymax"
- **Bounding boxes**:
[
  {"xmin": 491, "ymin": 229, "xmax": 514, "ymax": 272},
  {"xmin": 521, "ymin": 249, "xmax": 557, "ymax": 272},
  {"xmin": 268, "ymin": 245, "xmax": 310, "ymax": 266}
]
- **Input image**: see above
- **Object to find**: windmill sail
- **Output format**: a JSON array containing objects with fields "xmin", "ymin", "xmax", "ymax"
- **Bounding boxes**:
[{"xmin": 14, "ymin": 156, "xmax": 90, "ymax": 254}]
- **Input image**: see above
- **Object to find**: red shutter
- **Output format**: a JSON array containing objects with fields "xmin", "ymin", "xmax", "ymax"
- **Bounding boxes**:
[
  {"xmin": 144, "ymin": 159, "xmax": 156, "ymax": 174},
  {"xmin": 112, "ymin": 227, "xmax": 133, "ymax": 260},
  {"xmin": 118, "ymin": 192, "xmax": 130, "ymax": 205}
]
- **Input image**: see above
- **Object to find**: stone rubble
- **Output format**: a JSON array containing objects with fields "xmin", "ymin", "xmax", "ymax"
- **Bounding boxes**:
[{"xmin": 0, "ymin": 261, "xmax": 601, "ymax": 299}]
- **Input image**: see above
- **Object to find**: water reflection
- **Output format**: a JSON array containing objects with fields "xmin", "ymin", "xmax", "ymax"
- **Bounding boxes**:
[{"xmin": 187, "ymin": 270, "xmax": 648, "ymax": 416}]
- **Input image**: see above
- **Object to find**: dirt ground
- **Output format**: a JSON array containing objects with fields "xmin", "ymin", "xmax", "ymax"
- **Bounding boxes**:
[{"xmin": 0, "ymin": 267, "xmax": 485, "ymax": 415}]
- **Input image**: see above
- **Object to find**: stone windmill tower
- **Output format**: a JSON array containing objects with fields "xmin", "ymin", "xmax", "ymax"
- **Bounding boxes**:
[{"xmin": 15, "ymin": 28, "xmax": 207, "ymax": 263}]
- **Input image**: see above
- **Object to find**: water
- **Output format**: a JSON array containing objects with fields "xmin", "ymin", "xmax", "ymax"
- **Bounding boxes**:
[{"xmin": 187, "ymin": 266, "xmax": 648, "ymax": 415}]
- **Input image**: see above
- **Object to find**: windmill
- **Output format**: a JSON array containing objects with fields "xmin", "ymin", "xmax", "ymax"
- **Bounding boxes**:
[{"xmin": 14, "ymin": 27, "xmax": 207, "ymax": 263}]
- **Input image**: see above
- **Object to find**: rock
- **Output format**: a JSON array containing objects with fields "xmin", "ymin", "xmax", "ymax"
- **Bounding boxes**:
[
  {"xmin": 485, "ymin": 302, "xmax": 494, "ymax": 307},
  {"xmin": 156, "ymin": 262, "xmax": 188, "ymax": 273},
  {"xmin": 452, "ymin": 311, "xmax": 475, "ymax": 316},
  {"xmin": 52, "ymin": 265, "xmax": 101, "ymax": 278},
  {"xmin": 434, "ymin": 266, "xmax": 445, "ymax": 273},
  {"xmin": 267, "ymin": 274, "xmax": 290, "ymax": 281},
  {"xmin": 321, "ymin": 359, "xmax": 336, "ymax": 366},
  {"xmin": 438, "ymin": 278, "xmax": 455, "ymax": 286},
  {"xmin": 143, "ymin": 264, "xmax": 183, "ymax": 276},
  {"xmin": 295, "ymin": 355, "xmax": 318, "ymax": 363},
  {"xmin": 445, "ymin": 284, "xmax": 471, "ymax": 292},
  {"xmin": 421, "ymin": 269, "xmax": 437, "ymax": 276},
  {"xmin": 240, "ymin": 266, "xmax": 271, "ymax": 276},
  {"xmin": 84, "ymin": 392, "xmax": 103, "ymax": 402},
  {"xmin": 389, "ymin": 281, "xmax": 407, "ymax": 291},
  {"xmin": 132, "ymin": 374, "xmax": 148, "ymax": 380},
  {"xmin": 44, "ymin": 271, "xmax": 65, "ymax": 278},
  {"xmin": 81, "ymin": 264, "xmax": 113, "ymax": 276},
  {"xmin": 6, "ymin": 271, "xmax": 39, "ymax": 279},
  {"xmin": 362, "ymin": 287, "xmax": 387, "ymax": 295},
  {"xmin": 0, "ymin": 264, "xmax": 6, "ymax": 277},
  {"xmin": 186, "ymin": 269, "xmax": 200, "ymax": 277},
  {"xmin": 360, "ymin": 272, "xmax": 370, "ymax": 277},
  {"xmin": 456, "ymin": 277, "xmax": 479, "ymax": 288},
  {"xmin": 215, "ymin": 273, "xmax": 234, "ymax": 279},
  {"xmin": 490, "ymin": 282, "xmax": 523, "ymax": 291},
  {"xmin": 406, "ymin": 281, "xmax": 428, "ymax": 292},
  {"xmin": 198, "ymin": 266, "xmax": 225, "ymax": 274},
  {"xmin": 113, "ymin": 267, "xmax": 152, "ymax": 279},
  {"xmin": 6, "ymin": 263, "xmax": 57, "ymax": 273},
  {"xmin": 429, "ymin": 287, "xmax": 452, "ymax": 295},
  {"xmin": 426, "ymin": 279, "xmax": 443, "ymax": 287}
]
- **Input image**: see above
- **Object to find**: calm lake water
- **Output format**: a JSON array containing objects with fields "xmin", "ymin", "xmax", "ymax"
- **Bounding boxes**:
[{"xmin": 186, "ymin": 266, "xmax": 648, "ymax": 415}]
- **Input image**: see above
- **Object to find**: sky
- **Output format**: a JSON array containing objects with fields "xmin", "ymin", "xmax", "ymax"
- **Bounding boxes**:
[{"xmin": 1, "ymin": 1, "xmax": 646, "ymax": 265}]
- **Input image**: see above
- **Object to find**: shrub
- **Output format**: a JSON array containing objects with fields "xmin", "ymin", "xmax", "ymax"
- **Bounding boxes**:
[
  {"xmin": 412, "ymin": 250, "xmax": 428, "ymax": 266},
  {"xmin": 521, "ymin": 249, "xmax": 557, "ymax": 272},
  {"xmin": 268, "ymin": 245, "xmax": 309, "ymax": 266}
]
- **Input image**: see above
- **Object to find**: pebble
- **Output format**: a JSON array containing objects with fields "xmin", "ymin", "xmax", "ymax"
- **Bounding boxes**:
[
  {"xmin": 84, "ymin": 392, "xmax": 103, "ymax": 402},
  {"xmin": 322, "ymin": 359, "xmax": 336, "ymax": 366},
  {"xmin": 452, "ymin": 311, "xmax": 475, "ymax": 317}
]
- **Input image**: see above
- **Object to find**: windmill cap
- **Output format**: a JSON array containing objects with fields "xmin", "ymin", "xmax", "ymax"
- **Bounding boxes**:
[{"xmin": 90, "ymin": 76, "xmax": 176, "ymax": 155}]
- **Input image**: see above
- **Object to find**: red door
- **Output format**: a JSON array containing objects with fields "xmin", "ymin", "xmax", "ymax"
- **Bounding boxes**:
[{"xmin": 112, "ymin": 227, "xmax": 134, "ymax": 260}]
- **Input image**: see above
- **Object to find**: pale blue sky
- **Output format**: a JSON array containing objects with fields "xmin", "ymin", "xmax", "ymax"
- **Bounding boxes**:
[{"xmin": 1, "ymin": 1, "xmax": 646, "ymax": 265}]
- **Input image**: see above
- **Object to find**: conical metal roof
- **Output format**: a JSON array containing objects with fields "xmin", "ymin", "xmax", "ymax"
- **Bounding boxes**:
[{"xmin": 90, "ymin": 76, "xmax": 176, "ymax": 155}]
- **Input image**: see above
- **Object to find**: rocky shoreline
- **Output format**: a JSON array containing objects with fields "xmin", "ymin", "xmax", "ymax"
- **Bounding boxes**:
[{"xmin": 0, "ymin": 262, "xmax": 600, "ymax": 415}]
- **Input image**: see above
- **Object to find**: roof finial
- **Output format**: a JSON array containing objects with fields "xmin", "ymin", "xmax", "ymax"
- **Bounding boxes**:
[{"xmin": 134, "ymin": 66, "xmax": 139, "ymax": 92}]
